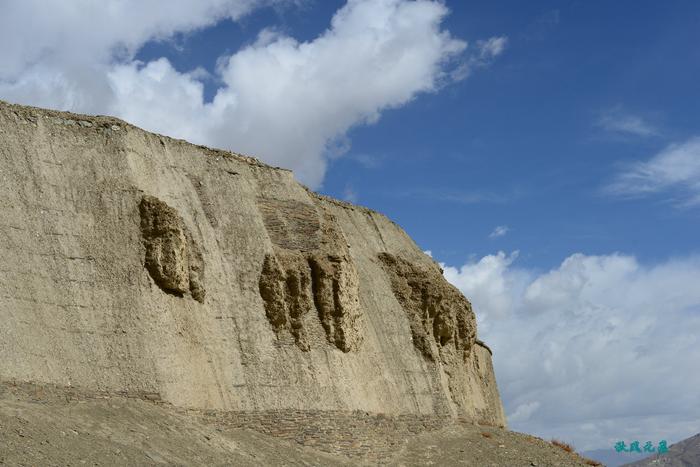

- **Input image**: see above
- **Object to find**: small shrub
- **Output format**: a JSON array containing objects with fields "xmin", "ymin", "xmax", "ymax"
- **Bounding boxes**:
[
  {"xmin": 549, "ymin": 439, "xmax": 602, "ymax": 466},
  {"xmin": 550, "ymin": 439, "xmax": 574, "ymax": 453}
]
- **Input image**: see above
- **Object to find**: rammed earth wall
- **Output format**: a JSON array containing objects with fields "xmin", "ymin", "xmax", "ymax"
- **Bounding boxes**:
[{"xmin": 0, "ymin": 100, "xmax": 506, "ymax": 427}]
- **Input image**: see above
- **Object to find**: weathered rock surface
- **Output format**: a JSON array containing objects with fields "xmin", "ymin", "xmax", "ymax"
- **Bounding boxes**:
[
  {"xmin": 0, "ymin": 100, "xmax": 506, "ymax": 441},
  {"xmin": 258, "ymin": 199, "xmax": 363, "ymax": 352},
  {"xmin": 139, "ymin": 195, "xmax": 206, "ymax": 302},
  {"xmin": 378, "ymin": 252, "xmax": 504, "ymax": 422}
]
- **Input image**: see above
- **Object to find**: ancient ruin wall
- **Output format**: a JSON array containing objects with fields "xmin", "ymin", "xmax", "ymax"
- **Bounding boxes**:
[
  {"xmin": 0, "ymin": 100, "xmax": 506, "ymax": 427},
  {"xmin": 257, "ymin": 199, "xmax": 364, "ymax": 353}
]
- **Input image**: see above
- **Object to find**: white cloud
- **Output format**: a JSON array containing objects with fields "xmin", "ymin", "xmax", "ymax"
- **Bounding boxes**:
[
  {"xmin": 477, "ymin": 36, "xmax": 508, "ymax": 59},
  {"xmin": 441, "ymin": 251, "xmax": 700, "ymax": 450},
  {"xmin": 607, "ymin": 137, "xmax": 700, "ymax": 206},
  {"xmin": 342, "ymin": 183, "xmax": 358, "ymax": 203},
  {"xmin": 0, "ymin": 0, "xmax": 505, "ymax": 188},
  {"xmin": 489, "ymin": 225, "xmax": 509, "ymax": 238},
  {"xmin": 443, "ymin": 251, "xmax": 530, "ymax": 320},
  {"xmin": 509, "ymin": 401, "xmax": 541, "ymax": 423},
  {"xmin": 0, "ymin": 0, "xmax": 279, "ymax": 81},
  {"xmin": 451, "ymin": 35, "xmax": 507, "ymax": 81},
  {"xmin": 596, "ymin": 107, "xmax": 658, "ymax": 137}
]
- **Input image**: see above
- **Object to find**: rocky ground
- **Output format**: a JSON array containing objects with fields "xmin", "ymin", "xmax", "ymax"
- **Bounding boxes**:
[{"xmin": 0, "ymin": 381, "xmax": 599, "ymax": 466}]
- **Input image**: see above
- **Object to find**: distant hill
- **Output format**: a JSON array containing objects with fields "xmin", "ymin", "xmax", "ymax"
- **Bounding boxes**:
[
  {"xmin": 582, "ymin": 448, "xmax": 646, "ymax": 466},
  {"xmin": 622, "ymin": 433, "xmax": 700, "ymax": 466}
]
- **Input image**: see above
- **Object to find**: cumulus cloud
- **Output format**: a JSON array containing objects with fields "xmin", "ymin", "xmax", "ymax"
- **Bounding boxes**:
[
  {"xmin": 489, "ymin": 225, "xmax": 509, "ymax": 238},
  {"xmin": 441, "ymin": 251, "xmax": 700, "ymax": 450},
  {"xmin": 607, "ymin": 137, "xmax": 700, "ymax": 206},
  {"xmin": 0, "ymin": 0, "xmax": 505, "ymax": 188},
  {"xmin": 0, "ymin": 0, "xmax": 275, "ymax": 80},
  {"xmin": 509, "ymin": 401, "xmax": 541, "ymax": 423},
  {"xmin": 596, "ymin": 107, "xmax": 658, "ymax": 137},
  {"xmin": 443, "ymin": 251, "xmax": 530, "ymax": 321},
  {"xmin": 0, "ymin": 0, "xmax": 284, "ymax": 114}
]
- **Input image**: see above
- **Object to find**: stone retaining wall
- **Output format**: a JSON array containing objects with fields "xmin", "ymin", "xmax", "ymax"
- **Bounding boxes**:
[
  {"xmin": 2, "ymin": 381, "xmax": 480, "ymax": 462},
  {"xmin": 199, "ymin": 409, "xmax": 475, "ymax": 461}
]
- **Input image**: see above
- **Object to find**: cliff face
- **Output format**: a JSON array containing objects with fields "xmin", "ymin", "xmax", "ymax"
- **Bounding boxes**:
[{"xmin": 0, "ymin": 101, "xmax": 505, "ymax": 427}]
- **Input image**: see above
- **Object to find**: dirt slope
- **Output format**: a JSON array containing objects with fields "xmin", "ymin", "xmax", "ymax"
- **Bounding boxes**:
[{"xmin": 0, "ymin": 381, "xmax": 595, "ymax": 466}]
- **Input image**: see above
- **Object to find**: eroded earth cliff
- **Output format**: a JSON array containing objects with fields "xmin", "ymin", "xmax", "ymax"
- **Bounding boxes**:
[
  {"xmin": 0, "ymin": 99, "xmax": 504, "ymax": 424},
  {"xmin": 1, "ymin": 101, "xmax": 605, "ymax": 465}
]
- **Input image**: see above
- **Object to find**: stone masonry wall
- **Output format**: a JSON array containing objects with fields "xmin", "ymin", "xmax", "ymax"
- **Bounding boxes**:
[{"xmin": 200, "ymin": 409, "xmax": 473, "ymax": 462}]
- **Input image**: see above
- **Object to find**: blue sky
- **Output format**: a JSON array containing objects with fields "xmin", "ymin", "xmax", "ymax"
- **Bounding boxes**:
[
  {"xmin": 2, "ymin": 0, "xmax": 699, "ymax": 456},
  {"xmin": 324, "ymin": 1, "xmax": 700, "ymax": 270},
  {"xmin": 137, "ymin": 0, "xmax": 700, "ymax": 270}
]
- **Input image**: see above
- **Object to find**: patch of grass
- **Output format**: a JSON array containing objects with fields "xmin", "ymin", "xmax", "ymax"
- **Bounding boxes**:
[
  {"xmin": 550, "ymin": 439, "xmax": 602, "ymax": 466},
  {"xmin": 550, "ymin": 439, "xmax": 574, "ymax": 453}
]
